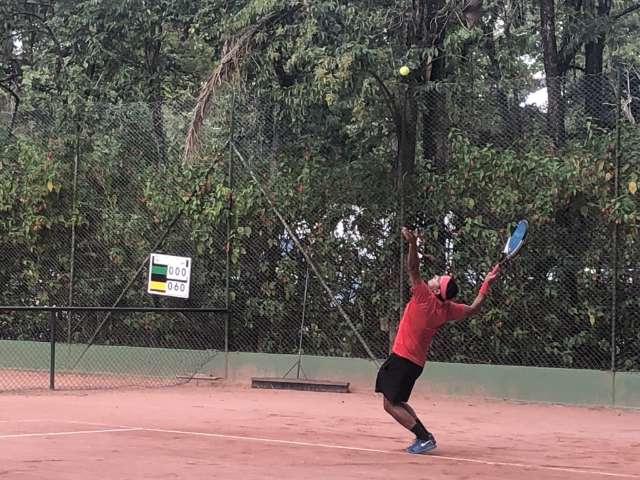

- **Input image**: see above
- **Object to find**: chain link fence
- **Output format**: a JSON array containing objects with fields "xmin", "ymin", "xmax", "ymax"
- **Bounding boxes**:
[
  {"xmin": 1, "ymin": 68, "xmax": 639, "ymax": 391},
  {"xmin": 1, "ymin": 99, "xmax": 229, "ymax": 391},
  {"xmin": 223, "ymin": 69, "xmax": 639, "ymax": 372}
]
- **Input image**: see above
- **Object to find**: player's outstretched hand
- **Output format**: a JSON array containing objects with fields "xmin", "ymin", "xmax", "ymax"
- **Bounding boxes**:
[
  {"xmin": 401, "ymin": 227, "xmax": 417, "ymax": 243},
  {"xmin": 485, "ymin": 264, "xmax": 501, "ymax": 284}
]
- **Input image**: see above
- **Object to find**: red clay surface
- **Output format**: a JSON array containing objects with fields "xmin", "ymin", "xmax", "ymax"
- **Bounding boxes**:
[{"xmin": 1, "ymin": 382, "xmax": 639, "ymax": 479}]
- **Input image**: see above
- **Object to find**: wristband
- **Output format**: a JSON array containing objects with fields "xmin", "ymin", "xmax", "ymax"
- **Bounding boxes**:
[{"xmin": 479, "ymin": 280, "xmax": 490, "ymax": 296}]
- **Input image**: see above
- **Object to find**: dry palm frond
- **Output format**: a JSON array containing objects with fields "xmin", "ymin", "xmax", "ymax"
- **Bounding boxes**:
[
  {"xmin": 184, "ymin": 5, "xmax": 302, "ymax": 162},
  {"xmin": 622, "ymin": 70, "xmax": 636, "ymax": 125}
]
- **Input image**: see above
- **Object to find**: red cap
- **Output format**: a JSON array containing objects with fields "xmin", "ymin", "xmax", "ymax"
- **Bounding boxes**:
[{"xmin": 439, "ymin": 275, "xmax": 453, "ymax": 300}]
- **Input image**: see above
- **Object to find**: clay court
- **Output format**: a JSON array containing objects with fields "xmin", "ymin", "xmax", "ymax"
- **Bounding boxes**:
[{"xmin": 1, "ymin": 382, "xmax": 639, "ymax": 480}]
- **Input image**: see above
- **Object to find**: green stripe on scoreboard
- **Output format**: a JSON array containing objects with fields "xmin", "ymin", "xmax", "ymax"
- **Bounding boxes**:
[{"xmin": 147, "ymin": 253, "xmax": 192, "ymax": 299}]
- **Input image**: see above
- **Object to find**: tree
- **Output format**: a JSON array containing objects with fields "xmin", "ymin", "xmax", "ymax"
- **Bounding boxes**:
[
  {"xmin": 1, "ymin": 0, "xmax": 638, "ymax": 369},
  {"xmin": 539, "ymin": 0, "xmax": 566, "ymax": 144}
]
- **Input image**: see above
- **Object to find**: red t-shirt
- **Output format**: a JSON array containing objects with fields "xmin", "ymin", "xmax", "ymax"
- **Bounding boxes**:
[{"xmin": 392, "ymin": 279, "xmax": 467, "ymax": 367}]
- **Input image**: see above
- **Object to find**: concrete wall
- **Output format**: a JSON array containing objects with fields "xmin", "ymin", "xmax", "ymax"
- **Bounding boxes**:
[
  {"xmin": 212, "ymin": 352, "xmax": 639, "ymax": 408},
  {"xmin": 1, "ymin": 341, "xmax": 638, "ymax": 408}
]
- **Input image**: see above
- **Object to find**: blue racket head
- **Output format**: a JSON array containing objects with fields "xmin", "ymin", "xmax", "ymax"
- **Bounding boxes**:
[{"xmin": 502, "ymin": 220, "xmax": 528, "ymax": 259}]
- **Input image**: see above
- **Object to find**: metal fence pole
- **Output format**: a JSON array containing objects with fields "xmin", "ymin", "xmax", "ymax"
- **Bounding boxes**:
[
  {"xmin": 396, "ymin": 174, "xmax": 404, "ymax": 354},
  {"xmin": 224, "ymin": 92, "xmax": 236, "ymax": 379},
  {"xmin": 49, "ymin": 311, "xmax": 56, "ymax": 390},
  {"xmin": 67, "ymin": 122, "xmax": 80, "ymax": 345},
  {"xmin": 611, "ymin": 63, "xmax": 623, "ymax": 402},
  {"xmin": 296, "ymin": 265, "xmax": 310, "ymax": 379},
  {"xmin": 394, "ymin": 143, "xmax": 406, "ymax": 355}
]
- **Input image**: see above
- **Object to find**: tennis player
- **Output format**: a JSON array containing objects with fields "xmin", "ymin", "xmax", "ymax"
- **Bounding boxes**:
[{"xmin": 376, "ymin": 227, "xmax": 500, "ymax": 454}]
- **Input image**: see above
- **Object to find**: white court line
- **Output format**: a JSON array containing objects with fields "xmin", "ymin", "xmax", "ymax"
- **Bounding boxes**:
[
  {"xmin": 144, "ymin": 427, "xmax": 640, "ymax": 479},
  {"xmin": 11, "ymin": 421, "xmax": 639, "ymax": 479},
  {"xmin": 0, "ymin": 428, "xmax": 143, "ymax": 439},
  {"xmin": 45, "ymin": 420, "xmax": 134, "ymax": 429}
]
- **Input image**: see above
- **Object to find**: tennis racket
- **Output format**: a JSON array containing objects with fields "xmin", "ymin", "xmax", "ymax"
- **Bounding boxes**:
[{"xmin": 498, "ymin": 219, "xmax": 528, "ymax": 265}]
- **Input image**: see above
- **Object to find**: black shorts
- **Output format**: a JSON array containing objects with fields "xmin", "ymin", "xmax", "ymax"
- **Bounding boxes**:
[{"xmin": 375, "ymin": 353, "xmax": 423, "ymax": 404}]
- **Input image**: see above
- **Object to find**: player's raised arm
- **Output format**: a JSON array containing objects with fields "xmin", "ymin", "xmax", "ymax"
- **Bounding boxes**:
[
  {"xmin": 451, "ymin": 265, "xmax": 501, "ymax": 320},
  {"xmin": 401, "ymin": 227, "xmax": 421, "ymax": 286}
]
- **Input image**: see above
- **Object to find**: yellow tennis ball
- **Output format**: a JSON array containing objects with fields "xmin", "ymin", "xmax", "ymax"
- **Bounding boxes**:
[{"xmin": 399, "ymin": 66, "xmax": 410, "ymax": 77}]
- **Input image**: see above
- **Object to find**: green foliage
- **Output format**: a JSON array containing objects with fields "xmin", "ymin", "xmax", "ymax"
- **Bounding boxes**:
[
  {"xmin": 1, "ymin": 0, "xmax": 639, "ymax": 371},
  {"xmin": 0, "ymin": 137, "xmax": 72, "ymax": 339}
]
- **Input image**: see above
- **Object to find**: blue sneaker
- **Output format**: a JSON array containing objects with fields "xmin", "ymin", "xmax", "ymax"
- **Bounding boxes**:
[{"xmin": 406, "ymin": 434, "xmax": 437, "ymax": 454}]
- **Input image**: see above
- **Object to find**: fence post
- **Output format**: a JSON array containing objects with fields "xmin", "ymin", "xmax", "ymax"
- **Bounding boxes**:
[
  {"xmin": 611, "ymin": 62, "xmax": 623, "ymax": 404},
  {"xmin": 224, "ymin": 92, "xmax": 236, "ymax": 379},
  {"xmin": 49, "ymin": 310, "xmax": 56, "ymax": 390},
  {"xmin": 395, "ymin": 170, "xmax": 405, "ymax": 354},
  {"xmin": 68, "ymin": 123, "xmax": 80, "ymax": 345}
]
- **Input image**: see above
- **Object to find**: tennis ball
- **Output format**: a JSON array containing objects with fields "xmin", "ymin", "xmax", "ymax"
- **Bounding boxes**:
[{"xmin": 399, "ymin": 65, "xmax": 410, "ymax": 77}]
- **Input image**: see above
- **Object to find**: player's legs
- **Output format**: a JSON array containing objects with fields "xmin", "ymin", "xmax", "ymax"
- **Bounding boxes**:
[
  {"xmin": 375, "ymin": 354, "xmax": 436, "ymax": 447},
  {"xmin": 400, "ymin": 402, "xmax": 418, "ymax": 421},
  {"xmin": 383, "ymin": 397, "xmax": 416, "ymax": 429},
  {"xmin": 382, "ymin": 397, "xmax": 432, "ymax": 439}
]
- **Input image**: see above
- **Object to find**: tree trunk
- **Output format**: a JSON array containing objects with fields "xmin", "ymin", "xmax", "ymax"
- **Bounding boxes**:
[
  {"xmin": 419, "ymin": 1, "xmax": 451, "ymax": 287},
  {"xmin": 482, "ymin": 15, "xmax": 514, "ymax": 145},
  {"xmin": 539, "ymin": 0, "xmax": 566, "ymax": 145},
  {"xmin": 422, "ymin": 56, "xmax": 449, "ymax": 171},
  {"xmin": 151, "ymin": 96, "xmax": 167, "ymax": 166},
  {"xmin": 399, "ymin": 84, "xmax": 418, "ymax": 178},
  {"xmin": 390, "ymin": 0, "xmax": 452, "ymax": 351},
  {"xmin": 584, "ymin": 0, "xmax": 612, "ymax": 126},
  {"xmin": 144, "ymin": 23, "xmax": 166, "ymax": 166},
  {"xmin": 421, "ymin": 0, "xmax": 450, "ymax": 171}
]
